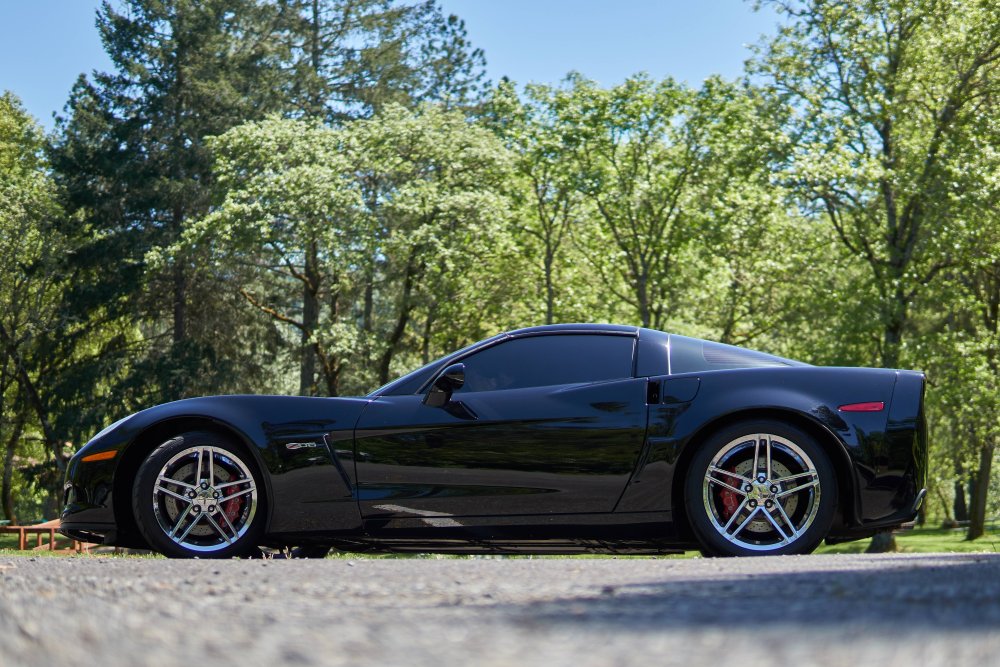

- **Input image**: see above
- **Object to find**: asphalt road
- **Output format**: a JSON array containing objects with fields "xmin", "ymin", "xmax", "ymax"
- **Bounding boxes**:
[{"xmin": 1, "ymin": 553, "xmax": 998, "ymax": 667}]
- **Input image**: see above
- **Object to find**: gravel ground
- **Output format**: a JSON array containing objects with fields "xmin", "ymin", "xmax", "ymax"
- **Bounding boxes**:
[{"xmin": 1, "ymin": 552, "xmax": 998, "ymax": 667}]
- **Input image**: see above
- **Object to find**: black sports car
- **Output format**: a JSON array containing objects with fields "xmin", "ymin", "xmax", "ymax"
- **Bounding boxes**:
[{"xmin": 60, "ymin": 324, "xmax": 927, "ymax": 558}]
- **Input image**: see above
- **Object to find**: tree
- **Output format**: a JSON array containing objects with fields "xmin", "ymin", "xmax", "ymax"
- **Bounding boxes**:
[
  {"xmin": 181, "ymin": 104, "xmax": 518, "ymax": 395},
  {"xmin": 682, "ymin": 77, "xmax": 811, "ymax": 347},
  {"xmin": 755, "ymin": 0, "xmax": 1000, "ymax": 368},
  {"xmin": 923, "ymin": 307, "xmax": 999, "ymax": 541},
  {"xmin": 918, "ymin": 126, "xmax": 1000, "ymax": 540},
  {"xmin": 544, "ymin": 74, "xmax": 711, "ymax": 330},
  {"xmin": 0, "ymin": 93, "xmax": 67, "ymax": 518},
  {"xmin": 279, "ymin": 0, "xmax": 487, "ymax": 120},
  {"xmin": 49, "ymin": 0, "xmax": 288, "ymax": 406},
  {"xmin": 483, "ymin": 79, "xmax": 590, "ymax": 325}
]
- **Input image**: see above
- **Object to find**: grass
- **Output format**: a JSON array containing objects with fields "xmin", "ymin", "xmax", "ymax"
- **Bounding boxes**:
[
  {"xmin": 2, "ymin": 527, "xmax": 998, "ymax": 559},
  {"xmin": 815, "ymin": 526, "xmax": 1000, "ymax": 555}
]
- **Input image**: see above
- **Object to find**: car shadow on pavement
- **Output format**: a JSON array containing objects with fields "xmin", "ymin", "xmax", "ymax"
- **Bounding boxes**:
[{"xmin": 495, "ymin": 554, "xmax": 1000, "ymax": 632}]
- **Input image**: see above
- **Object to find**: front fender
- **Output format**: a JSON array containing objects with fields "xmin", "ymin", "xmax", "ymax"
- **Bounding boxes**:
[{"xmin": 63, "ymin": 395, "xmax": 371, "ymax": 544}]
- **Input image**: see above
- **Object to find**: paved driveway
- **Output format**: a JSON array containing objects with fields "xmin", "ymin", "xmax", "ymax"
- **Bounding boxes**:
[{"xmin": 1, "ymin": 553, "xmax": 997, "ymax": 666}]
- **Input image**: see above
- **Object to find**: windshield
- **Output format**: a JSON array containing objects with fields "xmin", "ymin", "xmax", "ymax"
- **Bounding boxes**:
[{"xmin": 366, "ymin": 332, "xmax": 508, "ymax": 397}]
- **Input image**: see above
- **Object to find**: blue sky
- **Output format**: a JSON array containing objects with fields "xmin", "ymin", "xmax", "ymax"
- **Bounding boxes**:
[{"xmin": 0, "ymin": 0, "xmax": 781, "ymax": 130}]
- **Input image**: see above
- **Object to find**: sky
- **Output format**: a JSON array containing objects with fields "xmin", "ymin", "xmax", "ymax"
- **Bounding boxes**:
[{"xmin": 0, "ymin": 0, "xmax": 782, "ymax": 131}]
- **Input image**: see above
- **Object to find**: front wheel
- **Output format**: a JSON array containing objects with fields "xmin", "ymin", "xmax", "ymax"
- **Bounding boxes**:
[
  {"xmin": 684, "ymin": 420, "xmax": 837, "ymax": 557},
  {"xmin": 132, "ymin": 431, "xmax": 265, "ymax": 558}
]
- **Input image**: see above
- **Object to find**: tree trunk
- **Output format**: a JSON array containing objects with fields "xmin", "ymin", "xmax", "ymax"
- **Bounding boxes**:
[
  {"xmin": 299, "ymin": 292, "xmax": 317, "ymax": 395},
  {"xmin": 866, "ymin": 530, "xmax": 898, "ymax": 553},
  {"xmin": 881, "ymin": 311, "xmax": 903, "ymax": 369},
  {"xmin": 1, "ymin": 406, "xmax": 25, "ymax": 524},
  {"xmin": 544, "ymin": 248, "xmax": 554, "ymax": 325},
  {"xmin": 953, "ymin": 479, "xmax": 969, "ymax": 522},
  {"xmin": 636, "ymin": 273, "xmax": 650, "ymax": 328},
  {"xmin": 378, "ymin": 255, "xmax": 417, "ymax": 386},
  {"xmin": 934, "ymin": 482, "xmax": 955, "ymax": 527},
  {"xmin": 299, "ymin": 240, "xmax": 320, "ymax": 395},
  {"xmin": 0, "ymin": 321, "xmax": 64, "ymax": 474},
  {"xmin": 170, "ymin": 16, "xmax": 187, "ymax": 348},
  {"xmin": 172, "ymin": 256, "xmax": 187, "ymax": 345},
  {"xmin": 422, "ymin": 305, "xmax": 436, "ymax": 365},
  {"xmin": 315, "ymin": 277, "xmax": 341, "ymax": 397},
  {"xmin": 967, "ymin": 441, "xmax": 995, "ymax": 541}
]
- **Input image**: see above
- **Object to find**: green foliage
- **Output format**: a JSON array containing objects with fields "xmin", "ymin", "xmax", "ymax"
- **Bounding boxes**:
[
  {"xmin": 541, "ymin": 74, "xmax": 706, "ymax": 330},
  {"xmin": 0, "ymin": 92, "xmax": 68, "ymax": 521},
  {"xmin": 280, "ymin": 0, "xmax": 487, "ymax": 119},
  {"xmin": 49, "ymin": 0, "xmax": 291, "ymax": 414},
  {"xmin": 755, "ymin": 0, "xmax": 1000, "ymax": 367},
  {"xmin": 178, "ymin": 104, "xmax": 523, "ymax": 395}
]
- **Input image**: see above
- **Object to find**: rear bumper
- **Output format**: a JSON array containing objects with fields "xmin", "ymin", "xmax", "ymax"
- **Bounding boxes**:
[{"xmin": 828, "ymin": 487, "xmax": 926, "ymax": 542}]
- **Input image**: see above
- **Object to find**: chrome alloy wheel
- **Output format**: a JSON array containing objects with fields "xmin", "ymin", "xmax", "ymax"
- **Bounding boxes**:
[
  {"xmin": 151, "ymin": 446, "xmax": 258, "ymax": 553},
  {"xmin": 702, "ymin": 433, "xmax": 821, "ymax": 552}
]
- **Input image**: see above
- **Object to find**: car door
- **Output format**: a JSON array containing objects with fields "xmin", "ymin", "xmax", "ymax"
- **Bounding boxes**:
[{"xmin": 353, "ymin": 333, "xmax": 649, "ymax": 525}]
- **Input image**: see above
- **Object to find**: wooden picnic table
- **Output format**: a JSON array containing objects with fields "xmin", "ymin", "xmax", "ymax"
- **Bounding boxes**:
[
  {"xmin": 0, "ymin": 519, "xmax": 89, "ymax": 552},
  {"xmin": 0, "ymin": 519, "xmax": 60, "ymax": 551}
]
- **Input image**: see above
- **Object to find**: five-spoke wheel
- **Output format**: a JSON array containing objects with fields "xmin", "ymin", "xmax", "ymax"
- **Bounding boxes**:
[
  {"xmin": 132, "ymin": 432, "xmax": 264, "ymax": 558},
  {"xmin": 685, "ymin": 420, "xmax": 836, "ymax": 556}
]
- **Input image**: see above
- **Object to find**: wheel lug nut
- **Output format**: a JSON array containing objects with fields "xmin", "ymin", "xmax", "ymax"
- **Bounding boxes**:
[
  {"xmin": 770, "ymin": 485, "xmax": 778, "ymax": 494},
  {"xmin": 208, "ymin": 505, "xmax": 216, "ymax": 512},
  {"xmin": 765, "ymin": 500, "xmax": 774, "ymax": 508},
  {"xmin": 213, "ymin": 492, "xmax": 220, "ymax": 499},
  {"xmin": 745, "ymin": 484, "xmax": 753, "ymax": 492},
  {"xmin": 757, "ymin": 474, "xmax": 766, "ymax": 483},
  {"xmin": 749, "ymin": 500, "xmax": 757, "ymax": 508}
]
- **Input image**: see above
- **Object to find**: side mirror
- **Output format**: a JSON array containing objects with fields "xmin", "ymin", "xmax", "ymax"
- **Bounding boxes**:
[{"xmin": 424, "ymin": 363, "xmax": 465, "ymax": 407}]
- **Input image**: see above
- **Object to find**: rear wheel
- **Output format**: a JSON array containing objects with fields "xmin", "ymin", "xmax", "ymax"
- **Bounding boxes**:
[
  {"xmin": 132, "ymin": 431, "xmax": 265, "ymax": 558},
  {"xmin": 684, "ymin": 420, "xmax": 836, "ymax": 557}
]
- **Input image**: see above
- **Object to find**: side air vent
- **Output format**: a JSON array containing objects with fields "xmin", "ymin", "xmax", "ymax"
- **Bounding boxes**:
[{"xmin": 701, "ymin": 343, "xmax": 789, "ymax": 367}]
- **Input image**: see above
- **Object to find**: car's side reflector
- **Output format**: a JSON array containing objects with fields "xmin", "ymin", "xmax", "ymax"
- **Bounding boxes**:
[
  {"xmin": 82, "ymin": 450, "xmax": 118, "ymax": 462},
  {"xmin": 838, "ymin": 401, "xmax": 885, "ymax": 412}
]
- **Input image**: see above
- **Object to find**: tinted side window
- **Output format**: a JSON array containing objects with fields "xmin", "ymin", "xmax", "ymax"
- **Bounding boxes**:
[{"xmin": 458, "ymin": 334, "xmax": 634, "ymax": 392}]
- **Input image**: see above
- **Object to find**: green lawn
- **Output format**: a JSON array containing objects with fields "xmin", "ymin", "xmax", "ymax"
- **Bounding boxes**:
[{"xmin": 816, "ymin": 527, "xmax": 1000, "ymax": 555}]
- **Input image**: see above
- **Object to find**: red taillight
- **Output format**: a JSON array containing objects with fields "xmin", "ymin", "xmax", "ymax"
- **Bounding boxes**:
[{"xmin": 838, "ymin": 401, "xmax": 885, "ymax": 412}]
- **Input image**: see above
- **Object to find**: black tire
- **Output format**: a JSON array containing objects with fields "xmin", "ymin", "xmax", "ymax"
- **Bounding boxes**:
[
  {"xmin": 684, "ymin": 419, "xmax": 837, "ymax": 557},
  {"xmin": 132, "ymin": 431, "xmax": 266, "ymax": 559}
]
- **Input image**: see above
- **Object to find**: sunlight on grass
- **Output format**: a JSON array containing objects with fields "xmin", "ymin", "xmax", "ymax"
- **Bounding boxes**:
[{"xmin": 816, "ymin": 528, "xmax": 1000, "ymax": 555}]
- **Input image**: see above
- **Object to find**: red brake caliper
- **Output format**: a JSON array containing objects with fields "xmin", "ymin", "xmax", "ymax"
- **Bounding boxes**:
[
  {"xmin": 719, "ymin": 467, "xmax": 742, "ymax": 520},
  {"xmin": 221, "ymin": 484, "xmax": 242, "ymax": 523}
]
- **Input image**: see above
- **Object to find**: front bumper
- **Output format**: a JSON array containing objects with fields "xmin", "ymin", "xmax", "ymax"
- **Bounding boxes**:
[
  {"xmin": 59, "ymin": 522, "xmax": 118, "ymax": 545},
  {"xmin": 61, "ymin": 443, "xmax": 120, "ymax": 543}
]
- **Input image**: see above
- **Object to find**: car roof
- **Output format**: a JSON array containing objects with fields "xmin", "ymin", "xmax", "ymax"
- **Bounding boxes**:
[{"xmin": 505, "ymin": 323, "xmax": 639, "ymax": 337}]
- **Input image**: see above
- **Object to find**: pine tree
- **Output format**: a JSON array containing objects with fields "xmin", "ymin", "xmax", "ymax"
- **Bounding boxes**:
[{"xmin": 49, "ymin": 0, "xmax": 288, "ymax": 406}]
